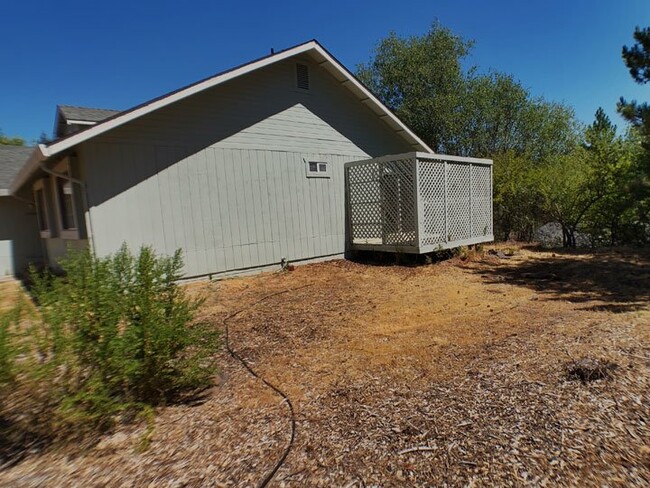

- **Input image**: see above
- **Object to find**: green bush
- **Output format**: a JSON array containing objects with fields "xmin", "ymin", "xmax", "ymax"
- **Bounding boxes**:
[
  {"xmin": 31, "ymin": 245, "xmax": 218, "ymax": 425},
  {"xmin": 0, "ymin": 307, "xmax": 18, "ymax": 389}
]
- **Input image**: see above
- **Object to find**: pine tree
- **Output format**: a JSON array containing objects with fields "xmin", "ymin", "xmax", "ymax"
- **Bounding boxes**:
[{"xmin": 618, "ymin": 26, "xmax": 650, "ymax": 169}]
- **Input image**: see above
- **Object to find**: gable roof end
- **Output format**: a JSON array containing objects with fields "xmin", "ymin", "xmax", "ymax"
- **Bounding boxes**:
[{"xmin": 10, "ymin": 40, "xmax": 432, "ymax": 194}]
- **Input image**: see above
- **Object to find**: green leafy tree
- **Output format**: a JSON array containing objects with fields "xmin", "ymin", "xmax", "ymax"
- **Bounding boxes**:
[
  {"xmin": 357, "ymin": 23, "xmax": 579, "ymax": 241},
  {"xmin": 0, "ymin": 129, "xmax": 25, "ymax": 146},
  {"xmin": 492, "ymin": 151, "xmax": 544, "ymax": 240},
  {"xmin": 357, "ymin": 23, "xmax": 473, "ymax": 154},
  {"xmin": 538, "ymin": 109, "xmax": 639, "ymax": 247},
  {"xmin": 537, "ymin": 149, "xmax": 594, "ymax": 247}
]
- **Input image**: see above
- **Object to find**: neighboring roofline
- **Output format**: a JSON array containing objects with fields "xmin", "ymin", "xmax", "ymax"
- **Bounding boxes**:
[{"xmin": 11, "ymin": 40, "xmax": 432, "ymax": 194}]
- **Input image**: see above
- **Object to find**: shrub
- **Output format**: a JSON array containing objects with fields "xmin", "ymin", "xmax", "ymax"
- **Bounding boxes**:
[
  {"xmin": 31, "ymin": 245, "xmax": 218, "ymax": 426},
  {"xmin": 0, "ymin": 307, "xmax": 18, "ymax": 389}
]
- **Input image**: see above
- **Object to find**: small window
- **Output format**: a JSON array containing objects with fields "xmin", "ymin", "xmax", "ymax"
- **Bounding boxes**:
[
  {"xmin": 306, "ymin": 160, "xmax": 329, "ymax": 178},
  {"xmin": 296, "ymin": 63, "xmax": 309, "ymax": 90}
]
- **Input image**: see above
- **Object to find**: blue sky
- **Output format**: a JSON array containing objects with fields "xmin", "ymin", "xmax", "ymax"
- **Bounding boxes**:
[{"xmin": 1, "ymin": 0, "xmax": 648, "ymax": 143}]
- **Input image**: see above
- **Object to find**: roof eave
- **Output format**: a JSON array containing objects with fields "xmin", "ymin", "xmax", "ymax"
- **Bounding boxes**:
[{"xmin": 9, "ymin": 144, "xmax": 49, "ymax": 195}]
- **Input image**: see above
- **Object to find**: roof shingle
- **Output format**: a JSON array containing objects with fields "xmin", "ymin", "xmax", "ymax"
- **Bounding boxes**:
[
  {"xmin": 0, "ymin": 145, "xmax": 33, "ymax": 192},
  {"xmin": 58, "ymin": 105, "xmax": 121, "ymax": 123}
]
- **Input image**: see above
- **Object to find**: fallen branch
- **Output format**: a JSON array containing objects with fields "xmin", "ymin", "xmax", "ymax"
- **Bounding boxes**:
[{"xmin": 459, "ymin": 460, "xmax": 478, "ymax": 467}]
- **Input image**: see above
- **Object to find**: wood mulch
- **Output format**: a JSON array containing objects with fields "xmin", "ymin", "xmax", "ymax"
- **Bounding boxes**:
[{"xmin": 1, "ymin": 246, "xmax": 649, "ymax": 486}]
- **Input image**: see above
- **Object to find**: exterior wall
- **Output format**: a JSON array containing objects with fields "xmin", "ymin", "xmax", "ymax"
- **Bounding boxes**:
[
  {"xmin": 78, "ymin": 56, "xmax": 411, "ymax": 276},
  {"xmin": 79, "ymin": 56, "xmax": 413, "ymax": 277},
  {"xmin": 0, "ymin": 196, "xmax": 42, "ymax": 276},
  {"xmin": 44, "ymin": 238, "xmax": 88, "ymax": 268}
]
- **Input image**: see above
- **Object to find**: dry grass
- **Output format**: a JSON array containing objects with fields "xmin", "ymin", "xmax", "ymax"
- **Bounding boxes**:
[
  {"xmin": 1, "ymin": 245, "xmax": 649, "ymax": 486},
  {"xmin": 0, "ymin": 280, "xmax": 25, "ymax": 313}
]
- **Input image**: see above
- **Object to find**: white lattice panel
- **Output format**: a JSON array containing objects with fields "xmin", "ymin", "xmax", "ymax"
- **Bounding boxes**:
[
  {"xmin": 471, "ymin": 165, "xmax": 492, "ymax": 236},
  {"xmin": 380, "ymin": 160, "xmax": 417, "ymax": 246},
  {"xmin": 418, "ymin": 161, "xmax": 446, "ymax": 246},
  {"xmin": 347, "ymin": 163, "xmax": 382, "ymax": 242},
  {"xmin": 447, "ymin": 163, "xmax": 471, "ymax": 241}
]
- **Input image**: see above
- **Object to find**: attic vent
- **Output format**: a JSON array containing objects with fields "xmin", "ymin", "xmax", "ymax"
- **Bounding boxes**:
[{"xmin": 296, "ymin": 63, "xmax": 309, "ymax": 90}]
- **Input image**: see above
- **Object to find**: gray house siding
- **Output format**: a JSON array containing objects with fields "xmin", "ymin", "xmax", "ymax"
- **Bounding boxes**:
[
  {"xmin": 0, "ymin": 197, "xmax": 42, "ymax": 276},
  {"xmin": 78, "ymin": 57, "xmax": 412, "ymax": 277}
]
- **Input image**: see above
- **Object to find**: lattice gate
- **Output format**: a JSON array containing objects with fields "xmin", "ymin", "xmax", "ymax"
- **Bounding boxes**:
[{"xmin": 345, "ymin": 152, "xmax": 493, "ymax": 253}]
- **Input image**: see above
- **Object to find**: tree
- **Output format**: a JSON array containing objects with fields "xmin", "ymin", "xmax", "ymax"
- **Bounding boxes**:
[
  {"xmin": 357, "ymin": 23, "xmax": 581, "ymax": 242},
  {"xmin": 622, "ymin": 26, "xmax": 650, "ymax": 83},
  {"xmin": 615, "ymin": 26, "xmax": 650, "ymax": 245},
  {"xmin": 538, "ymin": 109, "xmax": 639, "ymax": 247},
  {"xmin": 356, "ymin": 23, "xmax": 578, "ymax": 161},
  {"xmin": 0, "ymin": 130, "xmax": 24, "ymax": 146},
  {"xmin": 537, "ymin": 149, "xmax": 595, "ymax": 247},
  {"xmin": 356, "ymin": 23, "xmax": 473, "ymax": 154},
  {"xmin": 492, "ymin": 151, "xmax": 543, "ymax": 241},
  {"xmin": 618, "ymin": 26, "xmax": 650, "ymax": 171},
  {"xmin": 37, "ymin": 131, "xmax": 51, "ymax": 145}
]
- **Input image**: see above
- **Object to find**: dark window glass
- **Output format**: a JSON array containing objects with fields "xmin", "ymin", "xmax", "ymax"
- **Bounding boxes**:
[
  {"xmin": 57, "ymin": 176, "xmax": 76, "ymax": 230},
  {"xmin": 309, "ymin": 161, "xmax": 318, "ymax": 172}
]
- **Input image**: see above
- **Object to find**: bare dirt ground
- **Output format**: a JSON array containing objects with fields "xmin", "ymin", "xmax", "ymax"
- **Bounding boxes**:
[{"xmin": 1, "ymin": 245, "xmax": 649, "ymax": 486}]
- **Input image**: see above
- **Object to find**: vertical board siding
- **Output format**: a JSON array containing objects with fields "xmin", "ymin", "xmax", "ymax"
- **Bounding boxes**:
[
  {"xmin": 81, "ymin": 54, "xmax": 414, "ymax": 277},
  {"xmin": 85, "ymin": 144, "xmax": 361, "ymax": 277}
]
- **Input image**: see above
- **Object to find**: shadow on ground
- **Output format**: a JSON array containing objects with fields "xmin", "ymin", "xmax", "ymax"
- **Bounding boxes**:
[
  {"xmin": 475, "ymin": 247, "xmax": 650, "ymax": 313},
  {"xmin": 0, "ymin": 415, "xmax": 52, "ymax": 471}
]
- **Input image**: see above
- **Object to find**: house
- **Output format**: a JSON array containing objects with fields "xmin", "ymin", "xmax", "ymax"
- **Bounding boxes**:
[
  {"xmin": 9, "ymin": 40, "xmax": 490, "ymax": 279},
  {"xmin": 0, "ymin": 146, "xmax": 42, "ymax": 277}
]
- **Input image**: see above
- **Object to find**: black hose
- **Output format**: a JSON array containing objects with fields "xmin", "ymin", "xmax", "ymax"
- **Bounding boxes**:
[{"xmin": 222, "ymin": 284, "xmax": 311, "ymax": 488}]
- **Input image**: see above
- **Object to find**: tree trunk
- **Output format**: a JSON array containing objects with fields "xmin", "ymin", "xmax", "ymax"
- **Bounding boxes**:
[{"xmin": 567, "ymin": 227, "xmax": 577, "ymax": 247}]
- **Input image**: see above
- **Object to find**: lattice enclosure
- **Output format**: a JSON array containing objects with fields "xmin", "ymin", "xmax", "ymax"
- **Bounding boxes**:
[
  {"xmin": 346, "ymin": 152, "xmax": 493, "ymax": 253},
  {"xmin": 346, "ymin": 157, "xmax": 417, "ymax": 247}
]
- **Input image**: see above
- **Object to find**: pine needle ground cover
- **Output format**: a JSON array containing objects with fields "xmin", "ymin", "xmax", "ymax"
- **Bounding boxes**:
[{"xmin": 1, "ymin": 245, "xmax": 648, "ymax": 486}]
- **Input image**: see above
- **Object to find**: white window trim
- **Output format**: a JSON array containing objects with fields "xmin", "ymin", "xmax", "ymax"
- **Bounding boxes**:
[
  {"xmin": 33, "ymin": 179, "xmax": 52, "ymax": 239},
  {"xmin": 51, "ymin": 158, "xmax": 81, "ymax": 240},
  {"xmin": 305, "ymin": 159, "xmax": 330, "ymax": 179}
]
